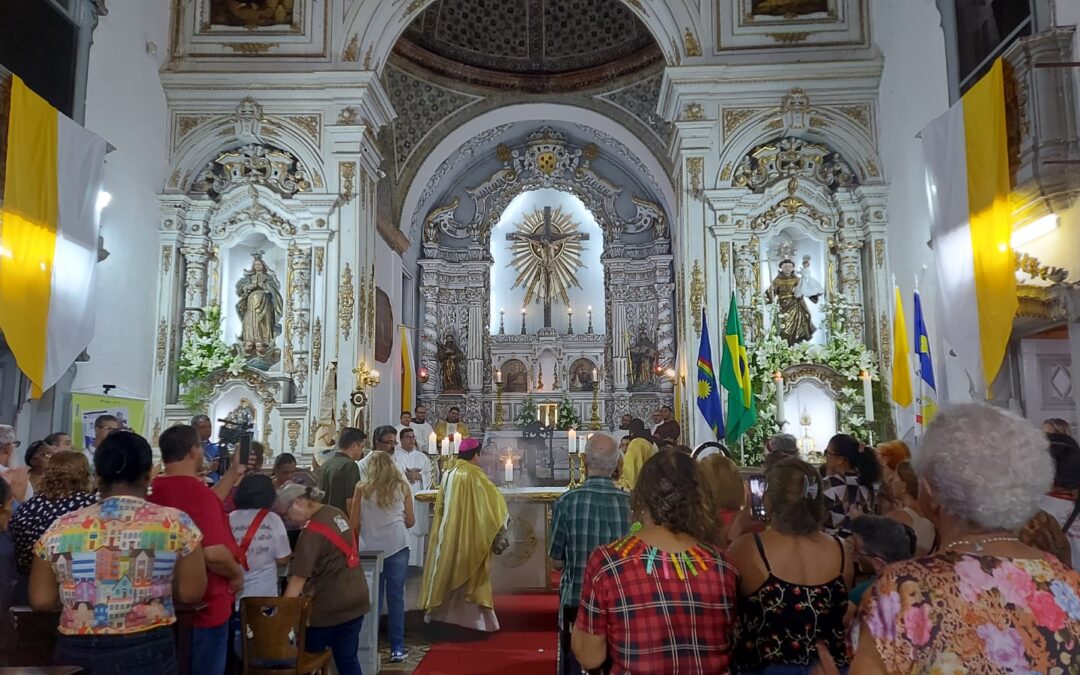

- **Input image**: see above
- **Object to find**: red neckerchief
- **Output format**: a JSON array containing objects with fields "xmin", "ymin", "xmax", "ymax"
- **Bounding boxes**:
[
  {"xmin": 237, "ymin": 509, "xmax": 270, "ymax": 571},
  {"xmin": 305, "ymin": 518, "xmax": 359, "ymax": 568},
  {"xmin": 1048, "ymin": 488, "xmax": 1076, "ymax": 501}
]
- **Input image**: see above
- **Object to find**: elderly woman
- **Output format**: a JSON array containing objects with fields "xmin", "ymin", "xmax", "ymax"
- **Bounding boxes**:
[
  {"xmin": 573, "ymin": 450, "xmax": 737, "ymax": 673},
  {"xmin": 281, "ymin": 485, "xmax": 370, "ymax": 675},
  {"xmin": 10, "ymin": 452, "xmax": 97, "ymax": 580},
  {"xmin": 730, "ymin": 457, "xmax": 853, "ymax": 674},
  {"xmin": 836, "ymin": 404, "xmax": 1080, "ymax": 673},
  {"xmin": 23, "ymin": 440, "xmax": 55, "ymax": 497}
]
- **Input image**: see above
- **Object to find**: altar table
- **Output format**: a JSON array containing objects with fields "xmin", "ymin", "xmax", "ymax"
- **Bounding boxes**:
[
  {"xmin": 481, "ymin": 429, "xmax": 628, "ymax": 481},
  {"xmin": 416, "ymin": 486, "xmax": 567, "ymax": 591}
]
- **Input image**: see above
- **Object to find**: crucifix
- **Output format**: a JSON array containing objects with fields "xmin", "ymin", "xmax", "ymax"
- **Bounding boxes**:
[{"xmin": 506, "ymin": 206, "xmax": 588, "ymax": 328}]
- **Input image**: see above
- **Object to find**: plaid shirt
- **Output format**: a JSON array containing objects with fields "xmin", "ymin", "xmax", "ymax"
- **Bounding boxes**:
[
  {"xmin": 548, "ymin": 477, "xmax": 631, "ymax": 610},
  {"xmin": 578, "ymin": 536, "xmax": 738, "ymax": 674}
]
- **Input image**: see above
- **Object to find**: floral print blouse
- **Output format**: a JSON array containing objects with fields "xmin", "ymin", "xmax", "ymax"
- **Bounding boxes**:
[{"xmin": 859, "ymin": 551, "xmax": 1080, "ymax": 672}]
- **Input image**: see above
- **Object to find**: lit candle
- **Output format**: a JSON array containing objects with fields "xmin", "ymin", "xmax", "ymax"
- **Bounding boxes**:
[
  {"xmin": 568, "ymin": 428, "xmax": 577, "ymax": 455},
  {"xmin": 429, "ymin": 431, "xmax": 437, "ymax": 455},
  {"xmin": 861, "ymin": 370, "xmax": 875, "ymax": 422},
  {"xmin": 592, "ymin": 367, "xmax": 598, "ymax": 381},
  {"xmin": 505, "ymin": 456, "xmax": 514, "ymax": 483},
  {"xmin": 773, "ymin": 371, "xmax": 785, "ymax": 425},
  {"xmin": 495, "ymin": 368, "xmax": 502, "ymax": 384},
  {"xmin": 440, "ymin": 437, "xmax": 449, "ymax": 456}
]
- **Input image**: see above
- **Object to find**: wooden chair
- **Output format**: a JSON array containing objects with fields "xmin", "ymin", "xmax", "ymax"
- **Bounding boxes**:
[{"xmin": 240, "ymin": 597, "xmax": 331, "ymax": 675}]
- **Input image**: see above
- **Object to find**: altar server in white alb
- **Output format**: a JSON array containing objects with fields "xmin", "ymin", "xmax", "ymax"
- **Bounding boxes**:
[{"xmin": 393, "ymin": 427, "xmax": 433, "ymax": 566}]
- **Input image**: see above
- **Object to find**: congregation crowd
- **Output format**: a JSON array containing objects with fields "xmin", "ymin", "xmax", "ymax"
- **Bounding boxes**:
[{"xmin": 1, "ymin": 402, "xmax": 1079, "ymax": 674}]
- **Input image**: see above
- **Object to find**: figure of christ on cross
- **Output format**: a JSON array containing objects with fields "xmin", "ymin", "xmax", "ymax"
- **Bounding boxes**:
[{"xmin": 506, "ymin": 205, "xmax": 589, "ymax": 328}]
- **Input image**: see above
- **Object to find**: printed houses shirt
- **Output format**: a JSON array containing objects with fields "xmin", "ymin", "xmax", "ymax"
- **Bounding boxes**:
[
  {"xmin": 859, "ymin": 551, "xmax": 1080, "ymax": 672},
  {"xmin": 35, "ymin": 495, "xmax": 202, "ymax": 635}
]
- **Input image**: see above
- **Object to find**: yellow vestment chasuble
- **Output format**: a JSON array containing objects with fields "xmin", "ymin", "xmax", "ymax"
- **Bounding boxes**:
[
  {"xmin": 619, "ymin": 437, "xmax": 656, "ymax": 491},
  {"xmin": 434, "ymin": 420, "xmax": 471, "ymax": 443},
  {"xmin": 421, "ymin": 458, "xmax": 508, "ymax": 631}
]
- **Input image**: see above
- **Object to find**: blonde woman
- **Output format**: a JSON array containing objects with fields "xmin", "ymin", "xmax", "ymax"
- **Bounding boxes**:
[
  {"xmin": 350, "ymin": 451, "xmax": 415, "ymax": 664},
  {"xmin": 698, "ymin": 454, "xmax": 746, "ymax": 546}
]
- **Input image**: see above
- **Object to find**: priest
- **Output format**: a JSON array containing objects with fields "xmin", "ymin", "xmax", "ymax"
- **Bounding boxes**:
[
  {"xmin": 421, "ymin": 438, "xmax": 509, "ymax": 632},
  {"xmin": 394, "ymin": 427, "xmax": 433, "ymax": 566},
  {"xmin": 410, "ymin": 404, "xmax": 435, "ymax": 453},
  {"xmin": 433, "ymin": 406, "xmax": 470, "ymax": 445}
]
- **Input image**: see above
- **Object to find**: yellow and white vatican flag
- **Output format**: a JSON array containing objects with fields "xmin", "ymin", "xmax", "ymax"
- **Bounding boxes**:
[
  {"xmin": 0, "ymin": 76, "xmax": 108, "ymax": 394},
  {"xmin": 400, "ymin": 325, "xmax": 414, "ymax": 411},
  {"xmin": 922, "ymin": 59, "xmax": 1015, "ymax": 395}
]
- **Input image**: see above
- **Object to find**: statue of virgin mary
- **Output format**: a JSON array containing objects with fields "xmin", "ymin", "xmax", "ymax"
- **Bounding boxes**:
[{"xmin": 235, "ymin": 253, "xmax": 284, "ymax": 360}]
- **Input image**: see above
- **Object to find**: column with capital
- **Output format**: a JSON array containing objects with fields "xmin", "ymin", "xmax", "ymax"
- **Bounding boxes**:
[
  {"xmin": 180, "ymin": 242, "xmax": 213, "ymax": 341},
  {"xmin": 837, "ymin": 236, "xmax": 866, "ymax": 341},
  {"xmin": 655, "ymin": 280, "xmax": 675, "ymax": 392}
]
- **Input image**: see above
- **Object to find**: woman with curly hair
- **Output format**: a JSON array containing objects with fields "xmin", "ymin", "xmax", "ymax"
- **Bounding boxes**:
[
  {"xmin": 730, "ymin": 457, "xmax": 853, "ymax": 674},
  {"xmin": 351, "ymin": 451, "xmax": 415, "ymax": 664},
  {"xmin": 572, "ymin": 449, "xmax": 737, "ymax": 674},
  {"xmin": 10, "ymin": 451, "xmax": 97, "ymax": 578}
]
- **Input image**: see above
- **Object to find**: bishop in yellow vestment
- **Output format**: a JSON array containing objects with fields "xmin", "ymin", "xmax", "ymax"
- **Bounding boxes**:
[{"xmin": 421, "ymin": 438, "xmax": 509, "ymax": 631}]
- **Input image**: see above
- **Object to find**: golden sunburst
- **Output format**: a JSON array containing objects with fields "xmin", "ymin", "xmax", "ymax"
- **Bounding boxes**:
[{"xmin": 507, "ymin": 206, "xmax": 587, "ymax": 308}]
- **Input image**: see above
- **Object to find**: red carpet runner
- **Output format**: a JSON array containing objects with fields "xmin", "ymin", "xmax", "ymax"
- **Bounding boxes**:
[{"xmin": 413, "ymin": 593, "xmax": 559, "ymax": 675}]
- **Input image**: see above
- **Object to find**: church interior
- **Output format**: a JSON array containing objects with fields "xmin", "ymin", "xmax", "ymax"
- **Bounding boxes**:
[{"xmin": 2, "ymin": 0, "xmax": 1080, "ymax": 673}]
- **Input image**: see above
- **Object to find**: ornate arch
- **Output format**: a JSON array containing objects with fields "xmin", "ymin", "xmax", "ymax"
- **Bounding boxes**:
[{"xmin": 340, "ymin": 0, "xmax": 699, "ymax": 76}]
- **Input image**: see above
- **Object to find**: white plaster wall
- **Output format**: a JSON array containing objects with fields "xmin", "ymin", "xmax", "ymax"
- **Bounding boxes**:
[
  {"xmin": 71, "ymin": 0, "xmax": 170, "ymax": 415},
  {"xmin": 371, "ymin": 236, "xmax": 403, "ymax": 427},
  {"xmin": 872, "ymin": 0, "xmax": 969, "ymax": 428}
]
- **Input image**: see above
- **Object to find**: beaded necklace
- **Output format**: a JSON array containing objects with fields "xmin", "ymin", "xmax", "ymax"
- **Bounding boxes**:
[{"xmin": 611, "ymin": 532, "xmax": 713, "ymax": 580}]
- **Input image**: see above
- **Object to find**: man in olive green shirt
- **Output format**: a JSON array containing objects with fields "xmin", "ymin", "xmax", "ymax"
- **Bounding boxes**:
[{"xmin": 318, "ymin": 427, "xmax": 366, "ymax": 512}]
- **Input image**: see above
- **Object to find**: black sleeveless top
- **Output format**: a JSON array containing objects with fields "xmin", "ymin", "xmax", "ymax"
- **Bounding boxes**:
[{"xmin": 734, "ymin": 533, "xmax": 850, "ymax": 670}]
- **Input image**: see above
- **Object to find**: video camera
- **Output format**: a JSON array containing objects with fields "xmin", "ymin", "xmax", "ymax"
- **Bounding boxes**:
[{"xmin": 217, "ymin": 414, "xmax": 254, "ymax": 473}]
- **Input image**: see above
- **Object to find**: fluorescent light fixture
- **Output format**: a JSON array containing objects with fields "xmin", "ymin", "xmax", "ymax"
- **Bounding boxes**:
[
  {"xmin": 95, "ymin": 190, "xmax": 112, "ymax": 212},
  {"xmin": 1011, "ymin": 213, "xmax": 1059, "ymax": 248}
]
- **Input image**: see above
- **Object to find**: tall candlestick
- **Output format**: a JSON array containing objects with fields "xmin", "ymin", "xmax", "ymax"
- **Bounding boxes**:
[
  {"xmin": 773, "ymin": 371, "xmax": 786, "ymax": 425},
  {"xmin": 429, "ymin": 431, "xmax": 438, "ymax": 455},
  {"xmin": 498, "ymin": 307, "xmax": 505, "ymax": 335},
  {"xmin": 520, "ymin": 308, "xmax": 527, "ymax": 335},
  {"xmin": 568, "ymin": 428, "xmax": 577, "ymax": 455},
  {"xmin": 440, "ymin": 437, "xmax": 449, "ymax": 456},
  {"xmin": 861, "ymin": 370, "xmax": 875, "ymax": 422},
  {"xmin": 567, "ymin": 306, "xmax": 574, "ymax": 335},
  {"xmin": 504, "ymin": 456, "xmax": 514, "ymax": 484},
  {"xmin": 587, "ymin": 306, "xmax": 594, "ymax": 334}
]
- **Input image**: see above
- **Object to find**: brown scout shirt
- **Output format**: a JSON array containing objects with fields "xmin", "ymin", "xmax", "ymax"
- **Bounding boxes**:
[{"xmin": 289, "ymin": 505, "xmax": 371, "ymax": 627}]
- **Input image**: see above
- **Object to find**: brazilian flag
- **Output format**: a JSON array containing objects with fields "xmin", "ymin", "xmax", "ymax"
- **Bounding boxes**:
[
  {"xmin": 696, "ymin": 308, "xmax": 725, "ymax": 439},
  {"xmin": 720, "ymin": 293, "xmax": 757, "ymax": 443}
]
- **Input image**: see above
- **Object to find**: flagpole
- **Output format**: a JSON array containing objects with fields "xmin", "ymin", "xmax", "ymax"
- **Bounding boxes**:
[{"xmin": 891, "ymin": 274, "xmax": 900, "ymax": 434}]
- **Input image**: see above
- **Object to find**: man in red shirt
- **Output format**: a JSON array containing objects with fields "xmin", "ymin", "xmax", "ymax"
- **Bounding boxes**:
[{"xmin": 151, "ymin": 424, "xmax": 245, "ymax": 675}]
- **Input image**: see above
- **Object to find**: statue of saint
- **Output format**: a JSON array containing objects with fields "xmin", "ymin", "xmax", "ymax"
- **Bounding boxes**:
[
  {"xmin": 767, "ymin": 258, "xmax": 816, "ymax": 346},
  {"xmin": 235, "ymin": 255, "xmax": 284, "ymax": 359},
  {"xmin": 437, "ymin": 333, "xmax": 465, "ymax": 392},
  {"xmin": 628, "ymin": 325, "xmax": 659, "ymax": 389}
]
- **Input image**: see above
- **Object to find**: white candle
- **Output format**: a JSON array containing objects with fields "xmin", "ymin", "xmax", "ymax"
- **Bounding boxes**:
[
  {"xmin": 495, "ymin": 368, "xmax": 502, "ymax": 384},
  {"xmin": 773, "ymin": 371, "xmax": 785, "ymax": 425},
  {"xmin": 440, "ymin": 437, "xmax": 449, "ymax": 456},
  {"xmin": 568, "ymin": 428, "xmax": 577, "ymax": 455},
  {"xmin": 861, "ymin": 370, "xmax": 875, "ymax": 422},
  {"xmin": 592, "ymin": 367, "xmax": 598, "ymax": 381},
  {"xmin": 429, "ymin": 431, "xmax": 438, "ymax": 455},
  {"xmin": 504, "ymin": 456, "xmax": 514, "ymax": 483}
]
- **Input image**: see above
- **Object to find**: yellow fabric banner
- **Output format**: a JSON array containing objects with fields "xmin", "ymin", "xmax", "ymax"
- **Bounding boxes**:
[
  {"xmin": 400, "ymin": 325, "xmax": 414, "ymax": 412},
  {"xmin": 0, "ymin": 76, "xmax": 59, "ymax": 385},
  {"xmin": 891, "ymin": 287, "xmax": 913, "ymax": 408}
]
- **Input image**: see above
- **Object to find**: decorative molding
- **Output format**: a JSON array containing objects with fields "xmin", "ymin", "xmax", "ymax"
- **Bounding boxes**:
[
  {"xmin": 879, "ymin": 311, "xmax": 891, "ymax": 366},
  {"xmin": 719, "ymin": 242, "xmax": 730, "ymax": 271},
  {"xmin": 723, "ymin": 108, "xmax": 756, "ymax": 138},
  {"xmin": 683, "ymin": 28, "xmax": 702, "ymax": 57},
  {"xmin": 733, "ymin": 137, "xmax": 857, "ymax": 193},
  {"xmin": 339, "ymin": 264, "xmax": 355, "ymax": 341},
  {"xmin": 1016, "ymin": 284, "xmax": 1068, "ymax": 321},
  {"xmin": 687, "ymin": 156, "xmax": 704, "ymax": 201},
  {"xmin": 681, "ymin": 102, "xmax": 705, "ymax": 121},
  {"xmin": 312, "ymin": 318, "xmax": 322, "ymax": 371},
  {"xmin": 720, "ymin": 162, "xmax": 734, "ymax": 181},
  {"xmin": 314, "ymin": 247, "xmax": 324, "ymax": 275},
  {"xmin": 342, "ymin": 34, "xmax": 360, "ymax": 61},
  {"xmin": 837, "ymin": 104, "xmax": 871, "ymax": 132},
  {"xmin": 161, "ymin": 246, "xmax": 172, "ymax": 274},
  {"xmin": 874, "ymin": 239, "xmax": 885, "ymax": 269},
  {"xmin": 155, "ymin": 320, "xmax": 168, "ymax": 373},
  {"xmin": 339, "ymin": 162, "xmax": 356, "ymax": 205},
  {"xmin": 227, "ymin": 43, "xmax": 273, "ymax": 54},
  {"xmin": 285, "ymin": 115, "xmax": 320, "ymax": 144},
  {"xmin": 690, "ymin": 260, "xmax": 705, "ymax": 337},
  {"xmin": 767, "ymin": 32, "xmax": 810, "ymax": 43},
  {"xmin": 151, "ymin": 419, "xmax": 161, "ymax": 448},
  {"xmin": 194, "ymin": 144, "xmax": 311, "ymax": 199}
]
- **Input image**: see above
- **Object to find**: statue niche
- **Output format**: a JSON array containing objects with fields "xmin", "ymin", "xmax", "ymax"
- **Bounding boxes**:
[
  {"xmin": 628, "ymin": 324, "xmax": 659, "ymax": 390},
  {"xmin": 437, "ymin": 333, "xmax": 466, "ymax": 392},
  {"xmin": 235, "ymin": 252, "xmax": 284, "ymax": 367}
]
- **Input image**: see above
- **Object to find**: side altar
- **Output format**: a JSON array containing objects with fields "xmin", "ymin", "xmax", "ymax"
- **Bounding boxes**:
[{"xmin": 416, "ymin": 487, "xmax": 567, "ymax": 592}]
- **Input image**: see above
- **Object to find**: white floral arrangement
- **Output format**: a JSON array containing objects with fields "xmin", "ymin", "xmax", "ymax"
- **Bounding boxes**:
[
  {"xmin": 743, "ymin": 294, "xmax": 879, "ymax": 464},
  {"xmin": 176, "ymin": 306, "xmax": 245, "ymax": 411}
]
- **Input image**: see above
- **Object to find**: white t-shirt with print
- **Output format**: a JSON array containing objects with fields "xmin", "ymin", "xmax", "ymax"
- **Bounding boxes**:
[{"xmin": 229, "ymin": 508, "xmax": 291, "ymax": 603}]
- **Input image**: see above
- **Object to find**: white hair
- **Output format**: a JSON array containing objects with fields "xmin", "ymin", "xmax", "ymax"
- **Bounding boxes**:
[
  {"xmin": 585, "ymin": 433, "xmax": 620, "ymax": 475},
  {"xmin": 0, "ymin": 424, "xmax": 14, "ymax": 447},
  {"xmin": 915, "ymin": 403, "xmax": 1052, "ymax": 531}
]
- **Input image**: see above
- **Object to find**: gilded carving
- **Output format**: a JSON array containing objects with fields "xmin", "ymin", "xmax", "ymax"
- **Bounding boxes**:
[
  {"xmin": 151, "ymin": 419, "xmax": 161, "ymax": 448},
  {"xmin": 362, "ymin": 46, "xmax": 373, "ymax": 70},
  {"xmin": 339, "ymin": 264, "xmax": 355, "ymax": 341},
  {"xmin": 175, "ymin": 116, "xmax": 203, "ymax": 143},
  {"xmin": 768, "ymin": 32, "xmax": 811, "ymax": 43},
  {"xmin": 286, "ymin": 115, "xmax": 320, "ymax": 143},
  {"xmin": 168, "ymin": 170, "xmax": 181, "ymax": 189},
  {"xmin": 340, "ymin": 162, "xmax": 356, "ymax": 204},
  {"xmin": 809, "ymin": 116, "xmax": 829, "ymax": 129},
  {"xmin": 314, "ymin": 247, "xmax": 324, "ymax": 275},
  {"xmin": 358, "ymin": 268, "xmax": 368, "ymax": 340},
  {"xmin": 1016, "ymin": 252, "xmax": 1069, "ymax": 283},
  {"xmin": 312, "ymin": 318, "xmax": 322, "ymax": 370},
  {"xmin": 837, "ymin": 105, "xmax": 871, "ymax": 131},
  {"xmin": 155, "ymin": 320, "xmax": 167, "ymax": 373},
  {"xmin": 1016, "ymin": 284, "xmax": 1068, "ymax": 321},
  {"xmin": 690, "ymin": 261, "xmax": 706, "ymax": 337},
  {"xmin": 733, "ymin": 137, "xmax": 856, "ymax": 192},
  {"xmin": 682, "ymin": 102, "xmax": 705, "ymax": 121},
  {"xmin": 866, "ymin": 161, "xmax": 880, "ymax": 178},
  {"xmin": 227, "ymin": 43, "xmax": 273, "ymax": 54},
  {"xmin": 308, "ymin": 417, "xmax": 318, "ymax": 447},
  {"xmin": 338, "ymin": 107, "xmax": 361, "ymax": 125},
  {"xmin": 161, "ymin": 246, "xmax": 172, "ymax": 274},
  {"xmin": 287, "ymin": 420, "xmax": 301, "ymax": 452},
  {"xmin": 874, "ymin": 239, "xmax": 885, "ymax": 269},
  {"xmin": 719, "ymin": 242, "xmax": 730, "ymax": 271},
  {"xmin": 683, "ymin": 28, "xmax": 702, "ymax": 57},
  {"xmin": 879, "ymin": 311, "xmax": 891, "ymax": 366},
  {"xmin": 720, "ymin": 162, "xmax": 734, "ymax": 181},
  {"xmin": 687, "ymin": 157, "xmax": 704, "ymax": 201},
  {"xmin": 342, "ymin": 34, "xmax": 360, "ymax": 62},
  {"xmin": 723, "ymin": 108, "xmax": 755, "ymax": 138}
]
